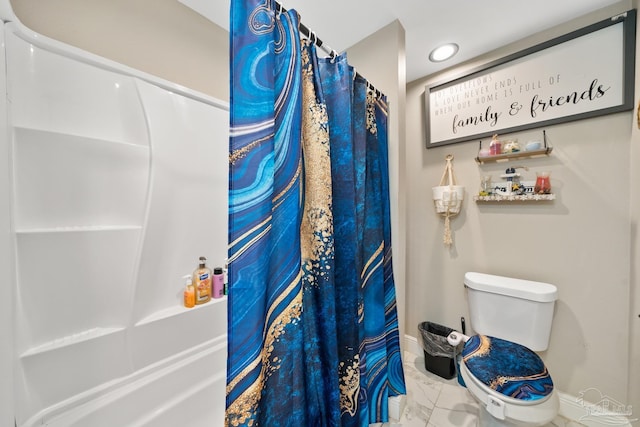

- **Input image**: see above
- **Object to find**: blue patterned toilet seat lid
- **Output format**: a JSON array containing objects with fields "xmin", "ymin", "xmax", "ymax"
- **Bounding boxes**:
[{"xmin": 462, "ymin": 335, "xmax": 553, "ymax": 402}]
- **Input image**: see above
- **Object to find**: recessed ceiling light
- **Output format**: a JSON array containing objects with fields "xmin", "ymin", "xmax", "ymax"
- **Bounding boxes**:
[{"xmin": 429, "ymin": 43, "xmax": 459, "ymax": 62}]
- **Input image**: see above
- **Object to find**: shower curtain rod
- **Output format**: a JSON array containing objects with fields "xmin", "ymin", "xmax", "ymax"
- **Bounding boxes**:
[{"xmin": 274, "ymin": 1, "xmax": 384, "ymax": 99}]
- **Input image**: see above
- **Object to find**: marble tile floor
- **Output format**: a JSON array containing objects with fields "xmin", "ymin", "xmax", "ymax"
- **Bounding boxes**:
[{"xmin": 378, "ymin": 351, "xmax": 586, "ymax": 427}]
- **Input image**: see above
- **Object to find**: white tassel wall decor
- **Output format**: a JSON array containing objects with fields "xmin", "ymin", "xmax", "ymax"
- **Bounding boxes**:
[{"xmin": 432, "ymin": 155, "xmax": 463, "ymax": 246}]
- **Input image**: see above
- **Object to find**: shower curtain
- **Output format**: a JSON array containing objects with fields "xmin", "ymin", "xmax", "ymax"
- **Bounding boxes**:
[{"xmin": 227, "ymin": 1, "xmax": 405, "ymax": 425}]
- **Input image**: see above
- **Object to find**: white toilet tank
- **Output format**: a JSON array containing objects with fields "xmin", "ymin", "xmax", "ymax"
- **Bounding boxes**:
[{"xmin": 464, "ymin": 272, "xmax": 558, "ymax": 351}]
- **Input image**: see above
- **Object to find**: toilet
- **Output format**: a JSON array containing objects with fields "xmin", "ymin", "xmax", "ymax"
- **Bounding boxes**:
[{"xmin": 447, "ymin": 272, "xmax": 559, "ymax": 427}]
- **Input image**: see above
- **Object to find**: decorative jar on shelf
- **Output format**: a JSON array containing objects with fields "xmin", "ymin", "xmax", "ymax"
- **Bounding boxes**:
[
  {"xmin": 489, "ymin": 134, "xmax": 502, "ymax": 155},
  {"xmin": 480, "ymin": 176, "xmax": 492, "ymax": 196},
  {"xmin": 534, "ymin": 172, "xmax": 551, "ymax": 194}
]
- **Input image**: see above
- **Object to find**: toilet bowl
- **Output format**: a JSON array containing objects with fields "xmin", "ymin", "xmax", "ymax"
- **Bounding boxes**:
[
  {"xmin": 459, "ymin": 335, "xmax": 558, "ymax": 426},
  {"xmin": 449, "ymin": 272, "xmax": 559, "ymax": 427}
]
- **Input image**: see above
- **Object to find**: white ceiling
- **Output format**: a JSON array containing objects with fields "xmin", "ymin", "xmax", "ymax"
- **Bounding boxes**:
[{"xmin": 181, "ymin": 0, "xmax": 623, "ymax": 82}]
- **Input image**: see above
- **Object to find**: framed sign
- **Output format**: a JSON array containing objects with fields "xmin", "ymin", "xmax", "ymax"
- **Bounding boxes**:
[{"xmin": 425, "ymin": 9, "xmax": 636, "ymax": 147}]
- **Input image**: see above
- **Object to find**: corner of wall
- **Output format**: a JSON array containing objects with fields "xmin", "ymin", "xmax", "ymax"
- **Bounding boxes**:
[{"xmin": 627, "ymin": 0, "xmax": 640, "ymax": 417}]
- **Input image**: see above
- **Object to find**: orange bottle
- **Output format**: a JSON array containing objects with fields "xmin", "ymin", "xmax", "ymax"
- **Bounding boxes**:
[{"xmin": 183, "ymin": 275, "xmax": 195, "ymax": 308}]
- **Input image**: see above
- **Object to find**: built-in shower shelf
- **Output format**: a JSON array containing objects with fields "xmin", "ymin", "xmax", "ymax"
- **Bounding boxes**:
[
  {"xmin": 135, "ymin": 297, "xmax": 227, "ymax": 327},
  {"xmin": 13, "ymin": 125, "xmax": 149, "ymax": 149},
  {"xmin": 474, "ymin": 194, "xmax": 556, "ymax": 202},
  {"xmin": 15, "ymin": 225, "xmax": 143, "ymax": 234},
  {"xmin": 20, "ymin": 327, "xmax": 126, "ymax": 358}
]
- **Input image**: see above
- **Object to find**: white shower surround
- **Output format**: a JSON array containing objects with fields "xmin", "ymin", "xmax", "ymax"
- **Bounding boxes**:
[{"xmin": 1, "ymin": 19, "xmax": 229, "ymax": 426}]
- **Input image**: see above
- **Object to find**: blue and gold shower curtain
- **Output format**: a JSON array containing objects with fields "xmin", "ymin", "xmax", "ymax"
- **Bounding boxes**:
[{"xmin": 227, "ymin": 1, "xmax": 405, "ymax": 425}]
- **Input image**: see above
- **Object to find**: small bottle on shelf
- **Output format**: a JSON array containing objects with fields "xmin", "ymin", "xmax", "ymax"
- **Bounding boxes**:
[
  {"xmin": 223, "ymin": 260, "xmax": 228, "ymax": 295},
  {"xmin": 212, "ymin": 267, "xmax": 224, "ymax": 299},
  {"xmin": 183, "ymin": 275, "xmax": 195, "ymax": 308},
  {"xmin": 192, "ymin": 256, "xmax": 212, "ymax": 305}
]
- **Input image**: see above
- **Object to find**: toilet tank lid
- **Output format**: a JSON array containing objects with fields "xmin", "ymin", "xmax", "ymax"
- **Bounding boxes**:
[{"xmin": 464, "ymin": 272, "xmax": 558, "ymax": 302}]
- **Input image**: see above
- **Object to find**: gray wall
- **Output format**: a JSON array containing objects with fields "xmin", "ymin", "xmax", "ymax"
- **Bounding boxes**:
[{"xmin": 406, "ymin": 0, "xmax": 638, "ymax": 410}]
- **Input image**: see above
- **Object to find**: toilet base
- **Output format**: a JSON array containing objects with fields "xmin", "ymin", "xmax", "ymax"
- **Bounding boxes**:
[{"xmin": 478, "ymin": 404, "xmax": 542, "ymax": 427}]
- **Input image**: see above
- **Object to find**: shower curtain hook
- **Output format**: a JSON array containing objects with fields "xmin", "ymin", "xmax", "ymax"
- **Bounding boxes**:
[{"xmin": 367, "ymin": 81, "xmax": 377, "ymax": 98}]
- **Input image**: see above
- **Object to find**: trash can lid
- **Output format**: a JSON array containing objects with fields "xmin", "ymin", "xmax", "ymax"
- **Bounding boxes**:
[{"xmin": 462, "ymin": 335, "xmax": 553, "ymax": 402}]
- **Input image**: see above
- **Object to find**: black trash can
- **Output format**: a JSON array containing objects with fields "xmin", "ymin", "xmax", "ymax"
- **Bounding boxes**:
[{"xmin": 418, "ymin": 321, "xmax": 457, "ymax": 380}]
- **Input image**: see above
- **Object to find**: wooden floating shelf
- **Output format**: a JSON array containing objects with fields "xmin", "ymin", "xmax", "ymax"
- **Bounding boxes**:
[
  {"xmin": 475, "ymin": 147, "xmax": 553, "ymax": 164},
  {"xmin": 474, "ymin": 194, "xmax": 556, "ymax": 202}
]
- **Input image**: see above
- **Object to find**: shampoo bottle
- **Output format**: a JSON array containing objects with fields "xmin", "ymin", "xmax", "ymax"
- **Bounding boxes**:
[
  {"xmin": 183, "ymin": 275, "xmax": 195, "ymax": 308},
  {"xmin": 212, "ymin": 267, "xmax": 224, "ymax": 299},
  {"xmin": 192, "ymin": 256, "xmax": 212, "ymax": 305}
]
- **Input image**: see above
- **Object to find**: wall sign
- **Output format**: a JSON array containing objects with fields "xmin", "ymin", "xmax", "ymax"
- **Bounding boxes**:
[{"xmin": 425, "ymin": 9, "xmax": 636, "ymax": 148}]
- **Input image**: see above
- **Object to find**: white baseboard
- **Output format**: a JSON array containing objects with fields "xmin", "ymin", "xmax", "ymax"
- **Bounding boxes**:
[
  {"xmin": 404, "ymin": 334, "xmax": 422, "ymax": 358},
  {"xmin": 403, "ymin": 334, "xmax": 635, "ymax": 427},
  {"xmin": 557, "ymin": 391, "xmax": 635, "ymax": 427}
]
